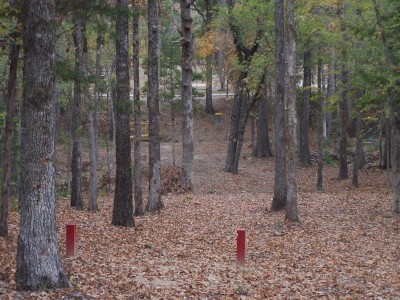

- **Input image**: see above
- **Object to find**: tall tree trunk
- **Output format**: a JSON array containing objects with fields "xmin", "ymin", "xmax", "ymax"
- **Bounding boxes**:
[
  {"xmin": 253, "ymin": 78, "xmax": 273, "ymax": 158},
  {"xmin": 0, "ymin": 0, "xmax": 20, "ymax": 238},
  {"xmin": 317, "ymin": 59, "xmax": 324, "ymax": 191},
  {"xmin": 83, "ymin": 30, "xmax": 98, "ymax": 212},
  {"xmin": 285, "ymin": 0, "xmax": 299, "ymax": 222},
  {"xmin": 15, "ymin": 0, "xmax": 71, "ymax": 289},
  {"xmin": 338, "ymin": 47, "xmax": 349, "ymax": 180},
  {"xmin": 204, "ymin": 0, "xmax": 214, "ymax": 114},
  {"xmin": 146, "ymin": 0, "xmax": 164, "ymax": 212},
  {"xmin": 133, "ymin": 3, "xmax": 144, "ymax": 216},
  {"xmin": 224, "ymin": 72, "xmax": 246, "ymax": 173},
  {"xmin": 326, "ymin": 51, "xmax": 335, "ymax": 139},
  {"xmin": 180, "ymin": 0, "xmax": 195, "ymax": 191},
  {"xmin": 112, "ymin": 0, "xmax": 134, "ymax": 226},
  {"xmin": 70, "ymin": 13, "xmax": 84, "ymax": 209},
  {"xmin": 93, "ymin": 25, "xmax": 103, "ymax": 163},
  {"xmin": 271, "ymin": 0, "xmax": 286, "ymax": 211},
  {"xmin": 299, "ymin": 47, "xmax": 312, "ymax": 166}
]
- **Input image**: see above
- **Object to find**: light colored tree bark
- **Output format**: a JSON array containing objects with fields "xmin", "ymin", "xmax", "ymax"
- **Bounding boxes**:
[
  {"xmin": 15, "ymin": 0, "xmax": 71, "ymax": 289},
  {"xmin": 180, "ymin": 0, "xmax": 195, "ymax": 191},
  {"xmin": 284, "ymin": 0, "xmax": 299, "ymax": 222},
  {"xmin": 133, "ymin": 2, "xmax": 144, "ymax": 216}
]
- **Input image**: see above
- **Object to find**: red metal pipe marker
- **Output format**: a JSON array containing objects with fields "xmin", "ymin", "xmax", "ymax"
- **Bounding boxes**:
[
  {"xmin": 66, "ymin": 224, "xmax": 76, "ymax": 257},
  {"xmin": 237, "ymin": 229, "xmax": 245, "ymax": 266}
]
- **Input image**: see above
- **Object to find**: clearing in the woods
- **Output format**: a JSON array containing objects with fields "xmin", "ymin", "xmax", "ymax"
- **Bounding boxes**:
[{"xmin": 1, "ymin": 99, "xmax": 400, "ymax": 299}]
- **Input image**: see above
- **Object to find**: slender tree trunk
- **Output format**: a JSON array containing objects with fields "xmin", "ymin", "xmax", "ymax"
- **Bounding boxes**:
[
  {"xmin": 225, "ymin": 72, "xmax": 246, "ymax": 173},
  {"xmin": 180, "ymin": 0, "xmax": 195, "ymax": 191},
  {"xmin": 271, "ymin": 0, "xmax": 286, "ymax": 211},
  {"xmin": 204, "ymin": 0, "xmax": 214, "ymax": 114},
  {"xmin": 338, "ymin": 47, "xmax": 349, "ymax": 180},
  {"xmin": 15, "ymin": 0, "xmax": 71, "ymax": 289},
  {"xmin": 299, "ymin": 47, "xmax": 312, "ymax": 166},
  {"xmin": 93, "ymin": 26, "xmax": 103, "ymax": 163},
  {"xmin": 84, "ymin": 34, "xmax": 98, "ymax": 212},
  {"xmin": 285, "ymin": 0, "xmax": 299, "ymax": 222},
  {"xmin": 326, "ymin": 51, "xmax": 335, "ymax": 139},
  {"xmin": 112, "ymin": 0, "xmax": 134, "ymax": 226},
  {"xmin": 146, "ymin": 0, "xmax": 164, "ymax": 212},
  {"xmin": 0, "ymin": 0, "xmax": 20, "ymax": 237},
  {"xmin": 133, "ymin": 3, "xmax": 144, "ymax": 216},
  {"xmin": 352, "ymin": 111, "xmax": 362, "ymax": 187},
  {"xmin": 71, "ymin": 13, "xmax": 84, "ymax": 209},
  {"xmin": 253, "ymin": 79, "xmax": 272, "ymax": 158},
  {"xmin": 317, "ymin": 60, "xmax": 324, "ymax": 191}
]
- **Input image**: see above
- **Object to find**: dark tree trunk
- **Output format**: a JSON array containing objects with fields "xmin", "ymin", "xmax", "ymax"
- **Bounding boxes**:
[
  {"xmin": 204, "ymin": 0, "xmax": 214, "ymax": 114},
  {"xmin": 15, "ymin": 0, "xmax": 71, "ymax": 289},
  {"xmin": 224, "ymin": 0, "xmax": 261, "ymax": 174},
  {"xmin": 284, "ymin": 0, "xmax": 299, "ymax": 222},
  {"xmin": 225, "ymin": 71, "xmax": 246, "ymax": 173},
  {"xmin": 299, "ymin": 47, "xmax": 312, "ymax": 166},
  {"xmin": 146, "ymin": 0, "xmax": 164, "ymax": 212},
  {"xmin": 317, "ymin": 59, "xmax": 324, "ymax": 191},
  {"xmin": 0, "ymin": 0, "xmax": 20, "ymax": 238},
  {"xmin": 338, "ymin": 49, "xmax": 349, "ymax": 180},
  {"xmin": 70, "ymin": 13, "xmax": 84, "ymax": 209},
  {"xmin": 271, "ymin": 0, "xmax": 286, "ymax": 211},
  {"xmin": 180, "ymin": 0, "xmax": 195, "ymax": 191},
  {"xmin": 352, "ymin": 111, "xmax": 362, "ymax": 187},
  {"xmin": 133, "ymin": 2, "xmax": 144, "ymax": 216},
  {"xmin": 112, "ymin": 0, "xmax": 134, "ymax": 226},
  {"xmin": 326, "ymin": 52, "xmax": 335, "ymax": 139},
  {"xmin": 253, "ymin": 79, "xmax": 273, "ymax": 158}
]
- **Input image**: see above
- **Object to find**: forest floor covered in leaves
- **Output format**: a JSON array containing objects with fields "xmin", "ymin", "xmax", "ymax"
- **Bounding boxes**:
[{"xmin": 1, "ymin": 101, "xmax": 400, "ymax": 299}]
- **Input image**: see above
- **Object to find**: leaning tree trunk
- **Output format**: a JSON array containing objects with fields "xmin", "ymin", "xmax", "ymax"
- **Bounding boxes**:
[
  {"xmin": 284, "ymin": 0, "xmax": 299, "ymax": 222},
  {"xmin": 146, "ymin": 0, "xmax": 164, "ymax": 212},
  {"xmin": 112, "ymin": 0, "xmax": 134, "ymax": 226},
  {"xmin": 133, "ymin": 2, "xmax": 144, "ymax": 216},
  {"xmin": 70, "ymin": 13, "xmax": 84, "ymax": 209},
  {"xmin": 271, "ymin": 0, "xmax": 286, "ymax": 211},
  {"xmin": 299, "ymin": 46, "xmax": 312, "ymax": 166},
  {"xmin": 180, "ymin": 0, "xmax": 195, "ymax": 191},
  {"xmin": 15, "ymin": 0, "xmax": 71, "ymax": 289},
  {"xmin": 0, "ymin": 0, "xmax": 20, "ymax": 237}
]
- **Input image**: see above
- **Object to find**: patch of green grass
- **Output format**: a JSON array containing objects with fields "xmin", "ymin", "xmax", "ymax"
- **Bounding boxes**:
[
  {"xmin": 324, "ymin": 154, "xmax": 336, "ymax": 165},
  {"xmin": 235, "ymin": 285, "xmax": 248, "ymax": 295},
  {"xmin": 56, "ymin": 186, "xmax": 70, "ymax": 198}
]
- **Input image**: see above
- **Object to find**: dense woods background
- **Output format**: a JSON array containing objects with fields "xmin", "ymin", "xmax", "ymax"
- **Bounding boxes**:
[{"xmin": 0, "ymin": 0, "xmax": 399, "ymax": 298}]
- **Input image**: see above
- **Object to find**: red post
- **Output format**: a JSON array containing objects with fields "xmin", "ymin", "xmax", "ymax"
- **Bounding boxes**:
[
  {"xmin": 237, "ymin": 229, "xmax": 245, "ymax": 266},
  {"xmin": 66, "ymin": 224, "xmax": 76, "ymax": 257}
]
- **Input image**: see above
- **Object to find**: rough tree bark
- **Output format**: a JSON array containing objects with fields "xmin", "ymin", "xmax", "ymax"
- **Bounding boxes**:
[
  {"xmin": 271, "ymin": 0, "xmax": 287, "ymax": 211},
  {"xmin": 15, "ymin": 0, "xmax": 71, "ymax": 289},
  {"xmin": 299, "ymin": 46, "xmax": 312, "ymax": 166},
  {"xmin": 146, "ymin": 0, "xmax": 164, "ymax": 212},
  {"xmin": 70, "ymin": 12, "xmax": 84, "ymax": 209},
  {"xmin": 133, "ymin": 3, "xmax": 144, "ymax": 216},
  {"xmin": 180, "ymin": 0, "xmax": 195, "ymax": 191},
  {"xmin": 112, "ymin": 0, "xmax": 134, "ymax": 226},
  {"xmin": 284, "ymin": 0, "xmax": 299, "ymax": 222}
]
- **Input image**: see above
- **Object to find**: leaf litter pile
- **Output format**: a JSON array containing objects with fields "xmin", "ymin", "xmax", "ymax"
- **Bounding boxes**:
[{"xmin": 1, "ymin": 112, "xmax": 400, "ymax": 299}]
